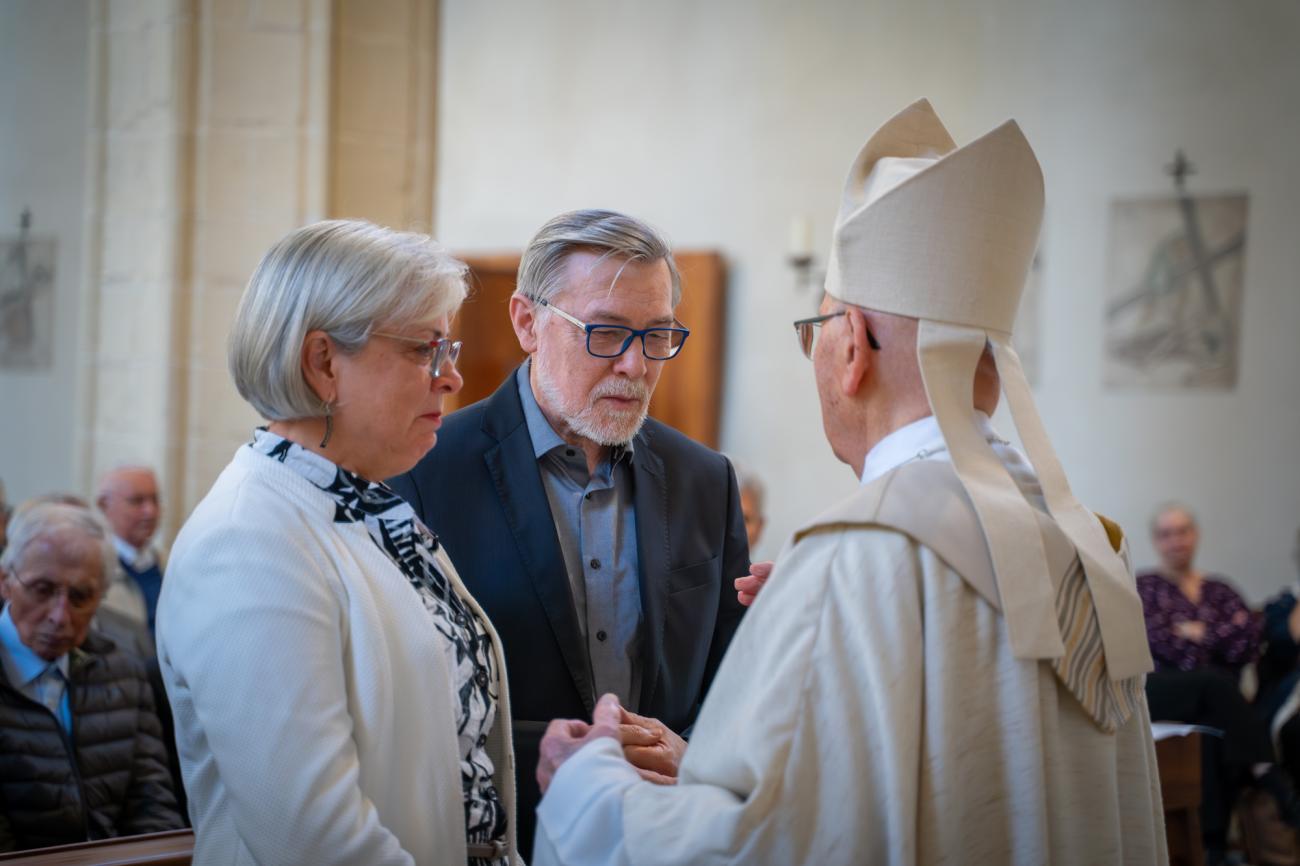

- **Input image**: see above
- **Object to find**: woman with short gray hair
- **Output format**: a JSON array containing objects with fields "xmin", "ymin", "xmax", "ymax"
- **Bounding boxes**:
[{"xmin": 157, "ymin": 220, "xmax": 520, "ymax": 865}]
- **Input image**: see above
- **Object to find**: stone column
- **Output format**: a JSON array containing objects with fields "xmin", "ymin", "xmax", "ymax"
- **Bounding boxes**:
[
  {"xmin": 329, "ymin": 0, "xmax": 438, "ymax": 229},
  {"xmin": 82, "ymin": 0, "xmax": 333, "ymax": 535},
  {"xmin": 82, "ymin": 0, "xmax": 198, "ymax": 519}
]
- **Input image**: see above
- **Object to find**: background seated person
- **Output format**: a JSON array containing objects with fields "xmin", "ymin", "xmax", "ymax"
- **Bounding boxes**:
[
  {"xmin": 96, "ymin": 466, "xmax": 165, "ymax": 637},
  {"xmin": 0, "ymin": 500, "xmax": 183, "ymax": 852},
  {"xmin": 1259, "ymin": 526, "xmax": 1300, "ymax": 787},
  {"xmin": 1138, "ymin": 502, "xmax": 1294, "ymax": 859},
  {"xmin": 0, "ymin": 478, "xmax": 10, "ymax": 555},
  {"xmin": 1139, "ymin": 503, "xmax": 1259, "ymax": 676}
]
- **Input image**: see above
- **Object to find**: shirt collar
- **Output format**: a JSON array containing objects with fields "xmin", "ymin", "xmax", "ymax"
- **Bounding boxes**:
[
  {"xmin": 515, "ymin": 361, "xmax": 635, "ymax": 466},
  {"xmin": 111, "ymin": 534, "xmax": 157, "ymax": 572},
  {"xmin": 859, "ymin": 411, "xmax": 1009, "ymax": 486},
  {"xmin": 0, "ymin": 605, "xmax": 69, "ymax": 688}
]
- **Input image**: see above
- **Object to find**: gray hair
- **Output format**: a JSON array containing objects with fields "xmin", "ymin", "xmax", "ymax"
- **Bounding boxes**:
[
  {"xmin": 1150, "ymin": 501, "xmax": 1198, "ymax": 536},
  {"xmin": 0, "ymin": 500, "xmax": 116, "ymax": 588},
  {"xmin": 95, "ymin": 464, "xmax": 157, "ymax": 501},
  {"xmin": 229, "ymin": 219, "xmax": 469, "ymax": 421},
  {"xmin": 514, "ymin": 209, "xmax": 681, "ymax": 313}
]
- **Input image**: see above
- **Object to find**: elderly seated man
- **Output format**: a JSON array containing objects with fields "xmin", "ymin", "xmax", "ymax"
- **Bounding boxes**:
[{"xmin": 0, "ymin": 499, "xmax": 183, "ymax": 852}]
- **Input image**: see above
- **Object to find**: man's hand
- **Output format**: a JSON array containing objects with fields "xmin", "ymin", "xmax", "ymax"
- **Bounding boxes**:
[
  {"xmin": 1174, "ymin": 620, "xmax": 1207, "ymax": 643},
  {"xmin": 618, "ymin": 708, "xmax": 687, "ymax": 785},
  {"xmin": 537, "ymin": 693, "xmax": 623, "ymax": 794},
  {"xmin": 734, "ymin": 560, "xmax": 774, "ymax": 607}
]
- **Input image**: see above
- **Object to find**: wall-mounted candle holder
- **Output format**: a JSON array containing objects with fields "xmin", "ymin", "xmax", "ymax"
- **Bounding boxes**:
[{"xmin": 786, "ymin": 215, "xmax": 822, "ymax": 293}]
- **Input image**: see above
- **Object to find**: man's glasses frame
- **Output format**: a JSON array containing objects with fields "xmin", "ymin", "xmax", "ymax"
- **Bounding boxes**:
[
  {"xmin": 372, "ymin": 332, "xmax": 463, "ymax": 377},
  {"xmin": 536, "ymin": 298, "xmax": 690, "ymax": 361},
  {"xmin": 792, "ymin": 310, "xmax": 881, "ymax": 359},
  {"xmin": 7, "ymin": 571, "xmax": 102, "ymax": 612}
]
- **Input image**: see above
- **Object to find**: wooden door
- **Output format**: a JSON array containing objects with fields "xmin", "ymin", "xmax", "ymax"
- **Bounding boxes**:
[
  {"xmin": 449, "ymin": 251, "xmax": 727, "ymax": 449},
  {"xmin": 448, "ymin": 254, "xmax": 526, "ymax": 411}
]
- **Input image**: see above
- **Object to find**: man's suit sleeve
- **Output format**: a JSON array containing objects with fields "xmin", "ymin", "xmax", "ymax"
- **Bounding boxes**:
[{"xmin": 703, "ymin": 457, "xmax": 750, "ymax": 688}]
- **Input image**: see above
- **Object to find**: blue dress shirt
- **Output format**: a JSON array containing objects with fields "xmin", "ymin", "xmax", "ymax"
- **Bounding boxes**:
[
  {"xmin": 517, "ymin": 362, "xmax": 644, "ymax": 710},
  {"xmin": 0, "ymin": 605, "xmax": 72, "ymax": 733}
]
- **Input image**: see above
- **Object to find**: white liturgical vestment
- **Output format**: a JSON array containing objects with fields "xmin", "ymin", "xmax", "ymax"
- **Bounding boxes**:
[{"xmin": 534, "ymin": 416, "xmax": 1167, "ymax": 866}]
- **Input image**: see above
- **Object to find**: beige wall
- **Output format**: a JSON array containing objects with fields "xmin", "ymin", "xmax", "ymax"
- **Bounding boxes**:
[
  {"xmin": 0, "ymin": 0, "xmax": 91, "ymax": 504},
  {"xmin": 78, "ymin": 0, "xmax": 332, "ymax": 538},
  {"xmin": 435, "ymin": 0, "xmax": 1300, "ymax": 599}
]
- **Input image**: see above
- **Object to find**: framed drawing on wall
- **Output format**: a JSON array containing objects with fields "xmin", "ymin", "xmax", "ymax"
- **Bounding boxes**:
[
  {"xmin": 0, "ymin": 214, "xmax": 56, "ymax": 370},
  {"xmin": 1103, "ymin": 193, "xmax": 1248, "ymax": 390}
]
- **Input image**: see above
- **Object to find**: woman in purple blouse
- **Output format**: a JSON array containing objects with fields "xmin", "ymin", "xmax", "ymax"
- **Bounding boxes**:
[
  {"xmin": 1139, "ymin": 504, "xmax": 1295, "ymax": 861},
  {"xmin": 1137, "ymin": 556, "xmax": 1261, "ymax": 674}
]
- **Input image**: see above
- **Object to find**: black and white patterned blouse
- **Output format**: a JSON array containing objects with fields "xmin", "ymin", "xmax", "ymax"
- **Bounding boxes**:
[{"xmin": 250, "ymin": 429, "xmax": 507, "ymax": 862}]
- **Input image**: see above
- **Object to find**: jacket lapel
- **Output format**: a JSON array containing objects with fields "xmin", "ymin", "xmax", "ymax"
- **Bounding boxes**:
[
  {"xmin": 630, "ymin": 429, "xmax": 668, "ymax": 712},
  {"xmin": 480, "ymin": 370, "xmax": 595, "ymax": 715}
]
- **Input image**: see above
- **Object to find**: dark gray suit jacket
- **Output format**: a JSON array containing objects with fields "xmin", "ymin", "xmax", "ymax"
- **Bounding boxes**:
[{"xmin": 389, "ymin": 369, "xmax": 749, "ymax": 857}]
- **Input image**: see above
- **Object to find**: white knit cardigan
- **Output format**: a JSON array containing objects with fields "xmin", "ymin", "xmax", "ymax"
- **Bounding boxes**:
[{"xmin": 156, "ymin": 445, "xmax": 518, "ymax": 866}]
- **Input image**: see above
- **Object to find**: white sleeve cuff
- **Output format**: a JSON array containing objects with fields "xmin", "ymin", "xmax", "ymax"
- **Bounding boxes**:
[{"xmin": 534, "ymin": 736, "xmax": 641, "ymax": 866}]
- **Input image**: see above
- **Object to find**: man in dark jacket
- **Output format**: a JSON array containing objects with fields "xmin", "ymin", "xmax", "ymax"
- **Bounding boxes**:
[
  {"xmin": 0, "ymin": 499, "xmax": 183, "ymax": 852},
  {"xmin": 391, "ymin": 209, "xmax": 750, "ymax": 857}
]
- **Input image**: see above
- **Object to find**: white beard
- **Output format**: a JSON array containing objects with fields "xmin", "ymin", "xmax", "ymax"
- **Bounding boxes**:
[{"xmin": 534, "ymin": 363, "xmax": 651, "ymax": 447}]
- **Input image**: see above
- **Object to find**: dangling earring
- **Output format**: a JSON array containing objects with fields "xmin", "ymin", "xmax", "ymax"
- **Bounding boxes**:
[{"xmin": 320, "ymin": 400, "xmax": 335, "ymax": 448}]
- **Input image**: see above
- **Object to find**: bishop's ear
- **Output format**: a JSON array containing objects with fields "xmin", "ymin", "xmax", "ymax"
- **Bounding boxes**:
[
  {"xmin": 839, "ymin": 308, "xmax": 875, "ymax": 397},
  {"xmin": 508, "ymin": 295, "xmax": 541, "ymax": 354}
]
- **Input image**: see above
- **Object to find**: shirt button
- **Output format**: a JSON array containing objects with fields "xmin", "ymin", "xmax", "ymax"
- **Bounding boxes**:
[
  {"xmin": 566, "ymin": 448, "xmax": 576, "ymax": 457},
  {"xmin": 596, "ymin": 630, "xmax": 608, "ymax": 642},
  {"xmin": 584, "ymin": 492, "xmax": 592, "ymax": 501},
  {"xmin": 477, "ymin": 734, "xmax": 487, "ymax": 747},
  {"xmin": 475, "ymin": 670, "xmax": 488, "ymax": 687},
  {"xmin": 590, "ymin": 558, "xmax": 601, "ymax": 569}
]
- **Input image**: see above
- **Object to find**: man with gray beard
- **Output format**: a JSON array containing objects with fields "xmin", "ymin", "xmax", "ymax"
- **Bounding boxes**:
[{"xmin": 390, "ymin": 209, "xmax": 750, "ymax": 858}]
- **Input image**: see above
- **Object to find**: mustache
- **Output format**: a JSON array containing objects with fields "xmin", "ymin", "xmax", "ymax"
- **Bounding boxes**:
[{"xmin": 591, "ymin": 380, "xmax": 649, "ymax": 403}]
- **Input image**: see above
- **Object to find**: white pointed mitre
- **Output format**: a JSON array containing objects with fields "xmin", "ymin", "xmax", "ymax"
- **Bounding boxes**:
[{"xmin": 826, "ymin": 99, "xmax": 1152, "ymax": 680}]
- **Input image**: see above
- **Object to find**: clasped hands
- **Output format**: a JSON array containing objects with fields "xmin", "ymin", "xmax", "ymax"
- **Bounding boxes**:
[
  {"xmin": 537, "ymin": 694, "xmax": 686, "ymax": 794},
  {"xmin": 536, "ymin": 562, "xmax": 775, "ymax": 792}
]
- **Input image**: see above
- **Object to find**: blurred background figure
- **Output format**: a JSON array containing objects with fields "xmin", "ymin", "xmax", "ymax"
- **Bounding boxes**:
[
  {"xmin": 0, "ymin": 499, "xmax": 182, "ymax": 852},
  {"xmin": 95, "ymin": 466, "xmax": 164, "ymax": 637},
  {"xmin": 1138, "ymin": 503, "xmax": 1294, "ymax": 861},
  {"xmin": 1139, "ymin": 503, "xmax": 1259, "ymax": 675},
  {"xmin": 731, "ymin": 458, "xmax": 767, "ymax": 552},
  {"xmin": 1259, "ymin": 527, "xmax": 1300, "ymax": 789},
  {"xmin": 0, "ymin": 479, "xmax": 10, "ymax": 556}
]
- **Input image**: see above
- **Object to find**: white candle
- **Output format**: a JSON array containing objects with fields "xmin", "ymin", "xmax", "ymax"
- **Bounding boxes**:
[{"xmin": 788, "ymin": 215, "xmax": 813, "ymax": 258}]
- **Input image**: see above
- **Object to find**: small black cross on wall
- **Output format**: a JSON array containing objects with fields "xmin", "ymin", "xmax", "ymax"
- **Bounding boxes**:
[{"xmin": 1164, "ymin": 150, "xmax": 1196, "ymax": 193}]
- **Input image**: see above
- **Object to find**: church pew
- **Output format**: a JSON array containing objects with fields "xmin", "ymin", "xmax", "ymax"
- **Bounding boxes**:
[
  {"xmin": 1156, "ymin": 732, "xmax": 1204, "ymax": 866},
  {"xmin": 0, "ymin": 829, "xmax": 193, "ymax": 865}
]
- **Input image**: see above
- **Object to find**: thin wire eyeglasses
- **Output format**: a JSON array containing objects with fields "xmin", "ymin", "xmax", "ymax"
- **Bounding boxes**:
[
  {"xmin": 792, "ymin": 310, "xmax": 881, "ymax": 359},
  {"xmin": 372, "ymin": 332, "xmax": 463, "ymax": 376},
  {"xmin": 536, "ymin": 298, "xmax": 690, "ymax": 360},
  {"xmin": 7, "ymin": 572, "xmax": 102, "ymax": 612}
]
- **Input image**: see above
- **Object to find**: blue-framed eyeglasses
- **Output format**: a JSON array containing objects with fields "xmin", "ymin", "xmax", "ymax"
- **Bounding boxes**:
[
  {"xmin": 537, "ymin": 298, "xmax": 690, "ymax": 360},
  {"xmin": 372, "ymin": 332, "xmax": 463, "ymax": 376}
]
